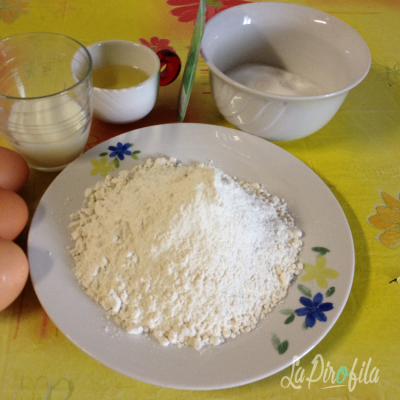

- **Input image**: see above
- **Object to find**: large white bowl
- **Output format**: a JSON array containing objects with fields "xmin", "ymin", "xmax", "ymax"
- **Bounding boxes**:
[{"xmin": 200, "ymin": 2, "xmax": 371, "ymax": 141}]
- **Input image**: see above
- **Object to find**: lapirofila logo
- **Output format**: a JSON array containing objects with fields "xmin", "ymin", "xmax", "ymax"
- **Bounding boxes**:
[{"xmin": 281, "ymin": 354, "xmax": 379, "ymax": 392}]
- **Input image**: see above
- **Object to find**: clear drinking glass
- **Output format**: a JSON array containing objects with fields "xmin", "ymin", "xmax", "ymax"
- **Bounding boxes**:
[{"xmin": 0, "ymin": 32, "xmax": 93, "ymax": 171}]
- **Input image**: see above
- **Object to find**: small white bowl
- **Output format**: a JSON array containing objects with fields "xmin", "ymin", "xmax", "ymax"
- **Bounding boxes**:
[
  {"xmin": 86, "ymin": 40, "xmax": 160, "ymax": 124},
  {"xmin": 72, "ymin": 40, "xmax": 181, "ymax": 124},
  {"xmin": 201, "ymin": 2, "xmax": 371, "ymax": 141}
]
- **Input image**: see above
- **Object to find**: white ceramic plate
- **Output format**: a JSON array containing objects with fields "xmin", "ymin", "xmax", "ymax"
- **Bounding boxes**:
[{"xmin": 28, "ymin": 123, "xmax": 354, "ymax": 390}]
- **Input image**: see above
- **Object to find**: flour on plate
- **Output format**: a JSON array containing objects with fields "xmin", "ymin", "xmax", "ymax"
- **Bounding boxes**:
[{"xmin": 69, "ymin": 157, "xmax": 303, "ymax": 350}]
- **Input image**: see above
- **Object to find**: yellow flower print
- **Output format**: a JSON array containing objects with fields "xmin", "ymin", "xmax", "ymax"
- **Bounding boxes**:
[
  {"xmin": 0, "ymin": 0, "xmax": 30, "ymax": 24},
  {"xmin": 300, "ymin": 256, "xmax": 339, "ymax": 289},
  {"xmin": 90, "ymin": 157, "xmax": 114, "ymax": 177},
  {"xmin": 13, "ymin": 376, "xmax": 73, "ymax": 399},
  {"xmin": 368, "ymin": 190, "xmax": 400, "ymax": 248},
  {"xmin": 373, "ymin": 61, "xmax": 400, "ymax": 85}
]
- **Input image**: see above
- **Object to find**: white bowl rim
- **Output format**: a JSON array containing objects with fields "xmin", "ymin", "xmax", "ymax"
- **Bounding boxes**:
[{"xmin": 200, "ymin": 2, "xmax": 371, "ymax": 102}]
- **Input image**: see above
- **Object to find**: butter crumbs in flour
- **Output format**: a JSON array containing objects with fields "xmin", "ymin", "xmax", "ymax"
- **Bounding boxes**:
[{"xmin": 69, "ymin": 157, "xmax": 303, "ymax": 350}]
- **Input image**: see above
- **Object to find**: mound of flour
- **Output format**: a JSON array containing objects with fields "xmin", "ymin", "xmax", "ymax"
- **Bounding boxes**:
[{"xmin": 69, "ymin": 157, "xmax": 303, "ymax": 350}]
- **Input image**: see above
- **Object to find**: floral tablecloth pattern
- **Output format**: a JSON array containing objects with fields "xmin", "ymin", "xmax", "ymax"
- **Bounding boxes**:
[{"xmin": 1, "ymin": 0, "xmax": 400, "ymax": 399}]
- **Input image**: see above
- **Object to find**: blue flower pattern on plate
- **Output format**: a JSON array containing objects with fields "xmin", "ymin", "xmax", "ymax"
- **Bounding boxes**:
[
  {"xmin": 108, "ymin": 142, "xmax": 132, "ymax": 160},
  {"xmin": 295, "ymin": 292, "xmax": 334, "ymax": 328},
  {"xmin": 90, "ymin": 142, "xmax": 141, "ymax": 177}
]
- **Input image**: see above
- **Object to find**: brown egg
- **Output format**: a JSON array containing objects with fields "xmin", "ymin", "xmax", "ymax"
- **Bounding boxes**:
[
  {"xmin": 0, "ymin": 146, "xmax": 30, "ymax": 192},
  {"xmin": 0, "ymin": 188, "xmax": 29, "ymax": 240},
  {"xmin": 0, "ymin": 238, "xmax": 29, "ymax": 312}
]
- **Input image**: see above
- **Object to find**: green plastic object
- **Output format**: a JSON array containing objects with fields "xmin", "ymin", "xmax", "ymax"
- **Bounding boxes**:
[{"xmin": 178, "ymin": 0, "xmax": 206, "ymax": 123}]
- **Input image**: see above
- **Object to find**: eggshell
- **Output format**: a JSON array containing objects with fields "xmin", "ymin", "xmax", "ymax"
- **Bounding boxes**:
[
  {"xmin": 0, "ymin": 238, "xmax": 29, "ymax": 312},
  {"xmin": 0, "ymin": 188, "xmax": 29, "ymax": 240},
  {"xmin": 0, "ymin": 146, "xmax": 30, "ymax": 192}
]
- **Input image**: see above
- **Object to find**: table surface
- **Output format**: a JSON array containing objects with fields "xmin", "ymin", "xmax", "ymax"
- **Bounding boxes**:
[{"xmin": 1, "ymin": 1, "xmax": 400, "ymax": 399}]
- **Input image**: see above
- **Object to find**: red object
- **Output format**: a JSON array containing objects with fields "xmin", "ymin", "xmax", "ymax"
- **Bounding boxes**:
[{"xmin": 157, "ymin": 49, "xmax": 182, "ymax": 86}]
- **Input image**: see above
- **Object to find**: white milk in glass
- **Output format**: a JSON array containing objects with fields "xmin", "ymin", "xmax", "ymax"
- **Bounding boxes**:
[{"xmin": 7, "ymin": 96, "xmax": 90, "ymax": 170}]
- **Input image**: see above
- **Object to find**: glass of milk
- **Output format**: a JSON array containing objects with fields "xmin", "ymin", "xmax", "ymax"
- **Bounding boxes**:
[{"xmin": 0, "ymin": 33, "xmax": 93, "ymax": 171}]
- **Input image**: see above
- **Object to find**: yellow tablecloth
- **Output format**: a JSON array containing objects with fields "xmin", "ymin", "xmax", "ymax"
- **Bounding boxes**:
[{"xmin": 1, "ymin": 0, "xmax": 400, "ymax": 399}]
